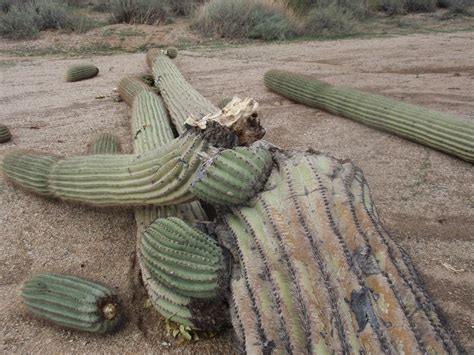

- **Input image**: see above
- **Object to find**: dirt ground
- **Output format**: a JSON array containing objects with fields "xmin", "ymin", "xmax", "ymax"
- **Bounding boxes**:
[{"xmin": 1, "ymin": 30, "xmax": 473, "ymax": 353}]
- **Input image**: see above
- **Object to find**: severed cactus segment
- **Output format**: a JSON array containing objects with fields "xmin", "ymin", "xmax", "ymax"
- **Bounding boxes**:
[
  {"xmin": 65, "ymin": 64, "xmax": 99, "ymax": 82},
  {"xmin": 22, "ymin": 273, "xmax": 121, "ymax": 333},
  {"xmin": 264, "ymin": 69, "xmax": 474, "ymax": 162},
  {"xmin": 0, "ymin": 124, "xmax": 12, "ymax": 143},
  {"xmin": 191, "ymin": 142, "xmax": 273, "ymax": 206},
  {"xmin": 2, "ymin": 132, "xmax": 206, "ymax": 206},
  {"xmin": 146, "ymin": 48, "xmax": 161, "ymax": 70},
  {"xmin": 221, "ymin": 150, "xmax": 460, "ymax": 354},
  {"xmin": 87, "ymin": 132, "xmax": 121, "ymax": 154},
  {"xmin": 118, "ymin": 75, "xmax": 155, "ymax": 107},
  {"xmin": 139, "ymin": 218, "xmax": 228, "ymax": 329},
  {"xmin": 152, "ymin": 55, "xmax": 217, "ymax": 134},
  {"xmin": 165, "ymin": 47, "xmax": 178, "ymax": 59}
]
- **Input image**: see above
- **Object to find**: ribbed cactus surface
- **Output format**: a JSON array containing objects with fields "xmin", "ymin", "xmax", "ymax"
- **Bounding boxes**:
[
  {"xmin": 0, "ymin": 124, "xmax": 11, "ymax": 143},
  {"xmin": 222, "ymin": 151, "xmax": 460, "ymax": 354},
  {"xmin": 152, "ymin": 55, "xmax": 218, "ymax": 134},
  {"xmin": 265, "ymin": 70, "xmax": 474, "ymax": 162},
  {"xmin": 191, "ymin": 143, "xmax": 273, "ymax": 206},
  {"xmin": 139, "ymin": 218, "xmax": 228, "ymax": 330},
  {"xmin": 118, "ymin": 76, "xmax": 154, "ymax": 107},
  {"xmin": 165, "ymin": 47, "xmax": 178, "ymax": 59},
  {"xmin": 65, "ymin": 64, "xmax": 99, "ymax": 82},
  {"xmin": 22, "ymin": 273, "xmax": 121, "ymax": 333},
  {"xmin": 2, "ymin": 132, "xmax": 206, "ymax": 206},
  {"xmin": 87, "ymin": 132, "xmax": 121, "ymax": 154},
  {"xmin": 146, "ymin": 48, "xmax": 161, "ymax": 70}
]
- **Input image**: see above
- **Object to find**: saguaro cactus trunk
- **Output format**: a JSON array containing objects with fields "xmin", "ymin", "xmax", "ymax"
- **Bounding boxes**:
[{"xmin": 264, "ymin": 69, "xmax": 474, "ymax": 162}]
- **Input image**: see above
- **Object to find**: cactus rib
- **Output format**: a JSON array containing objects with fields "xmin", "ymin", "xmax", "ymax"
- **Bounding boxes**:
[
  {"xmin": 222, "ymin": 151, "xmax": 461, "ymax": 354},
  {"xmin": 0, "ymin": 124, "xmax": 12, "ymax": 143},
  {"xmin": 22, "ymin": 273, "xmax": 121, "ymax": 333},
  {"xmin": 118, "ymin": 76, "xmax": 155, "ymax": 107},
  {"xmin": 152, "ymin": 55, "xmax": 218, "ymax": 134},
  {"xmin": 264, "ymin": 69, "xmax": 474, "ymax": 162},
  {"xmin": 65, "ymin": 64, "xmax": 99, "ymax": 82},
  {"xmin": 87, "ymin": 132, "xmax": 121, "ymax": 154},
  {"xmin": 191, "ymin": 143, "xmax": 273, "ymax": 206}
]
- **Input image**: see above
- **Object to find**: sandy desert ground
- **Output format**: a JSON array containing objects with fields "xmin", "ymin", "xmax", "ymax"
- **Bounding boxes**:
[{"xmin": 1, "ymin": 31, "xmax": 473, "ymax": 353}]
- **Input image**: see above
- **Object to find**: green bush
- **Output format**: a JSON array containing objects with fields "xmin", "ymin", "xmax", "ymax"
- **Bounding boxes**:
[
  {"xmin": 375, "ymin": 0, "xmax": 406, "ymax": 14},
  {"xmin": 170, "ymin": 0, "xmax": 204, "ymax": 16},
  {"xmin": 0, "ymin": 4, "xmax": 39, "ymax": 39},
  {"xmin": 193, "ymin": 0, "xmax": 296, "ymax": 40},
  {"xmin": 405, "ymin": 0, "xmax": 437, "ymax": 12},
  {"xmin": 302, "ymin": 3, "xmax": 357, "ymax": 35},
  {"xmin": 110, "ymin": 0, "xmax": 172, "ymax": 24}
]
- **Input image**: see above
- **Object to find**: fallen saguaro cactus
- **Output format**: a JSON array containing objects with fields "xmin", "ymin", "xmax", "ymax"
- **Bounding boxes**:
[
  {"xmin": 118, "ymin": 75, "xmax": 155, "ymax": 107},
  {"xmin": 0, "ymin": 124, "xmax": 11, "ymax": 143},
  {"xmin": 22, "ymin": 273, "xmax": 122, "ymax": 333},
  {"xmin": 264, "ymin": 69, "xmax": 474, "ymax": 162},
  {"xmin": 65, "ymin": 64, "xmax": 99, "ymax": 82},
  {"xmin": 87, "ymin": 132, "xmax": 121, "ymax": 154}
]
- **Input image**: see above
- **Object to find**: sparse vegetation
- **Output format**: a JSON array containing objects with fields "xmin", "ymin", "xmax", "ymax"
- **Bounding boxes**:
[
  {"xmin": 109, "ymin": 0, "xmax": 172, "ymax": 25},
  {"xmin": 302, "ymin": 3, "xmax": 357, "ymax": 35}
]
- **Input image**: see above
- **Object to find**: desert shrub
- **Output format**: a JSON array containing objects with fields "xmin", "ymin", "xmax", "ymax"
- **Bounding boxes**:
[
  {"xmin": 34, "ymin": 0, "xmax": 72, "ymax": 30},
  {"xmin": 405, "ymin": 0, "xmax": 437, "ymax": 12},
  {"xmin": 92, "ymin": 0, "xmax": 111, "ymax": 12},
  {"xmin": 193, "ymin": 0, "xmax": 296, "ymax": 40},
  {"xmin": 0, "ymin": 4, "xmax": 39, "ymax": 38},
  {"xmin": 302, "ymin": 3, "xmax": 356, "ymax": 35},
  {"xmin": 437, "ymin": 0, "xmax": 473, "ymax": 8},
  {"xmin": 110, "ymin": 0, "xmax": 172, "ymax": 24},
  {"xmin": 170, "ymin": 0, "xmax": 205, "ymax": 16},
  {"xmin": 287, "ymin": 0, "xmax": 370, "ymax": 16},
  {"xmin": 375, "ymin": 0, "xmax": 406, "ymax": 14}
]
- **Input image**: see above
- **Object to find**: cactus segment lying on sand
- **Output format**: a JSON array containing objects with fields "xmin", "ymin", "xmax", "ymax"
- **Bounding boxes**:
[
  {"xmin": 191, "ymin": 143, "xmax": 273, "ymax": 206},
  {"xmin": 222, "ymin": 150, "xmax": 460, "ymax": 354},
  {"xmin": 22, "ymin": 273, "xmax": 121, "ymax": 333},
  {"xmin": 65, "ymin": 64, "xmax": 99, "ymax": 82},
  {"xmin": 118, "ymin": 76, "xmax": 155, "ymax": 107},
  {"xmin": 0, "ymin": 124, "xmax": 12, "ymax": 143},
  {"xmin": 152, "ymin": 55, "xmax": 217, "ymax": 134},
  {"xmin": 264, "ymin": 69, "xmax": 474, "ymax": 162},
  {"xmin": 139, "ymin": 218, "xmax": 228, "ymax": 329},
  {"xmin": 165, "ymin": 47, "xmax": 178, "ymax": 59},
  {"xmin": 87, "ymin": 132, "xmax": 121, "ymax": 154}
]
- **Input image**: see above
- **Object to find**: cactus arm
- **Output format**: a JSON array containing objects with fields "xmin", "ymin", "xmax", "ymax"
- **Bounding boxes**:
[
  {"xmin": 65, "ymin": 65, "xmax": 99, "ymax": 82},
  {"xmin": 152, "ymin": 55, "xmax": 218, "ymax": 134},
  {"xmin": 264, "ymin": 70, "xmax": 474, "ymax": 162},
  {"xmin": 0, "ymin": 124, "xmax": 12, "ymax": 143},
  {"xmin": 87, "ymin": 132, "xmax": 121, "ymax": 154},
  {"xmin": 22, "ymin": 273, "xmax": 121, "ymax": 333},
  {"xmin": 118, "ymin": 76, "xmax": 155, "ymax": 107}
]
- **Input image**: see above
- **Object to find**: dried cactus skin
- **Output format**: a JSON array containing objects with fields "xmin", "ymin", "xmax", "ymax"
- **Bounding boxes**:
[
  {"xmin": 165, "ymin": 47, "xmax": 178, "ymax": 59},
  {"xmin": 191, "ymin": 143, "xmax": 273, "ymax": 206},
  {"xmin": 87, "ymin": 132, "xmax": 121, "ymax": 154},
  {"xmin": 140, "ymin": 217, "xmax": 228, "ymax": 330},
  {"xmin": 264, "ymin": 69, "xmax": 474, "ymax": 162},
  {"xmin": 22, "ymin": 273, "xmax": 121, "ymax": 333},
  {"xmin": 222, "ymin": 151, "xmax": 460, "ymax": 354},
  {"xmin": 118, "ymin": 75, "xmax": 155, "ymax": 107},
  {"xmin": 0, "ymin": 124, "xmax": 12, "ymax": 143},
  {"xmin": 152, "ymin": 55, "xmax": 217, "ymax": 134},
  {"xmin": 65, "ymin": 64, "xmax": 99, "ymax": 82},
  {"xmin": 2, "ymin": 131, "xmax": 206, "ymax": 206}
]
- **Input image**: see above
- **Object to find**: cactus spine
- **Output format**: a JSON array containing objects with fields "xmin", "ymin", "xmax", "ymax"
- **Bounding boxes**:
[
  {"xmin": 191, "ymin": 143, "xmax": 273, "ymax": 206},
  {"xmin": 118, "ymin": 76, "xmax": 155, "ymax": 107},
  {"xmin": 223, "ymin": 151, "xmax": 460, "ymax": 354},
  {"xmin": 22, "ymin": 273, "xmax": 121, "ymax": 333},
  {"xmin": 264, "ymin": 69, "xmax": 474, "ymax": 162},
  {"xmin": 65, "ymin": 64, "xmax": 99, "ymax": 82},
  {"xmin": 0, "ymin": 124, "xmax": 11, "ymax": 143},
  {"xmin": 152, "ymin": 55, "xmax": 217, "ymax": 134},
  {"xmin": 87, "ymin": 132, "xmax": 121, "ymax": 154},
  {"xmin": 139, "ymin": 218, "xmax": 228, "ymax": 329}
]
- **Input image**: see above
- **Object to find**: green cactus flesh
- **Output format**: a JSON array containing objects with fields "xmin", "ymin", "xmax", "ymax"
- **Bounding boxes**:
[
  {"xmin": 152, "ymin": 55, "xmax": 217, "ymax": 134},
  {"xmin": 165, "ymin": 47, "xmax": 178, "ymax": 59},
  {"xmin": 264, "ymin": 70, "xmax": 474, "ymax": 162},
  {"xmin": 191, "ymin": 143, "xmax": 273, "ymax": 206},
  {"xmin": 65, "ymin": 64, "xmax": 99, "ymax": 82},
  {"xmin": 87, "ymin": 132, "xmax": 121, "ymax": 154},
  {"xmin": 22, "ymin": 273, "xmax": 121, "ymax": 333},
  {"xmin": 2, "ymin": 131, "xmax": 206, "ymax": 206},
  {"xmin": 221, "ymin": 150, "xmax": 460, "ymax": 354},
  {"xmin": 0, "ymin": 124, "xmax": 12, "ymax": 143},
  {"xmin": 139, "ymin": 218, "xmax": 228, "ymax": 330},
  {"xmin": 118, "ymin": 76, "xmax": 155, "ymax": 107}
]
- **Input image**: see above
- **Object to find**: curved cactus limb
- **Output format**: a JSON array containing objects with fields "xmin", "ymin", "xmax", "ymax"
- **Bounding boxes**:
[
  {"xmin": 118, "ymin": 75, "xmax": 155, "ymax": 107},
  {"xmin": 87, "ymin": 132, "xmax": 122, "ymax": 154},
  {"xmin": 264, "ymin": 69, "xmax": 474, "ymax": 162},
  {"xmin": 65, "ymin": 64, "xmax": 99, "ymax": 82},
  {"xmin": 22, "ymin": 273, "xmax": 122, "ymax": 333},
  {"xmin": 221, "ymin": 150, "xmax": 461, "ymax": 354}
]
